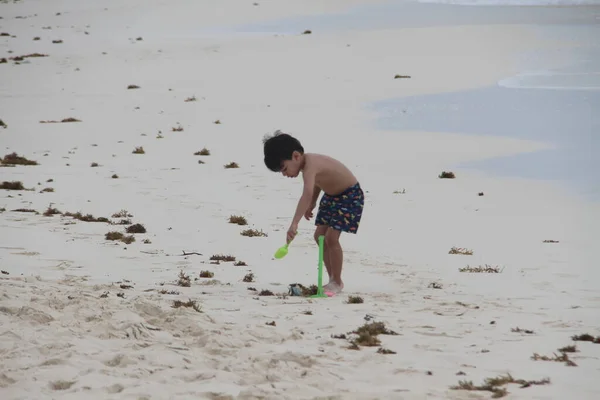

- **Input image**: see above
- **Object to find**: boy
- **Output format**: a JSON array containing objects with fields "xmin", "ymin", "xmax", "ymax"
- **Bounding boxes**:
[{"xmin": 263, "ymin": 130, "xmax": 365, "ymax": 293}]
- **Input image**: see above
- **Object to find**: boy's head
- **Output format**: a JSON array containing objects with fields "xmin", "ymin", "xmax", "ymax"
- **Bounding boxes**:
[{"xmin": 263, "ymin": 130, "xmax": 304, "ymax": 178}]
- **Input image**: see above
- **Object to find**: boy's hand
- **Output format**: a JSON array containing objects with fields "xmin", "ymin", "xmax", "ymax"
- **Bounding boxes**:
[
  {"xmin": 287, "ymin": 222, "xmax": 298, "ymax": 243},
  {"xmin": 304, "ymin": 203, "xmax": 316, "ymax": 220}
]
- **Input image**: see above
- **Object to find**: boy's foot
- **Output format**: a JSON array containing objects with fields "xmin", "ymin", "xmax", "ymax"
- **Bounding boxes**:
[{"xmin": 323, "ymin": 281, "xmax": 344, "ymax": 294}]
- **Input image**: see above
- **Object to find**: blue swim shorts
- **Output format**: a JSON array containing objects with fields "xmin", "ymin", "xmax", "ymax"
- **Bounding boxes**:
[{"xmin": 315, "ymin": 182, "xmax": 364, "ymax": 233}]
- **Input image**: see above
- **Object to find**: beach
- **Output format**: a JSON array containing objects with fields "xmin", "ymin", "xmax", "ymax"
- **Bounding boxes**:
[{"xmin": 1, "ymin": 0, "xmax": 599, "ymax": 399}]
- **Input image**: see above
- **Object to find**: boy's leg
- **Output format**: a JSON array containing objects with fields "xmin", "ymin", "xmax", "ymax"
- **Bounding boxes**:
[
  {"xmin": 322, "ymin": 183, "xmax": 364, "ymax": 293},
  {"xmin": 314, "ymin": 225, "xmax": 332, "ymax": 281},
  {"xmin": 324, "ymin": 228, "xmax": 343, "ymax": 292}
]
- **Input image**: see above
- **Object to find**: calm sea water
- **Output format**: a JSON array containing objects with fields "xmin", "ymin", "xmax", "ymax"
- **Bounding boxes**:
[
  {"xmin": 208, "ymin": 1, "xmax": 600, "ymax": 201},
  {"xmin": 370, "ymin": 86, "xmax": 600, "ymax": 200},
  {"xmin": 211, "ymin": 0, "xmax": 600, "ymax": 35}
]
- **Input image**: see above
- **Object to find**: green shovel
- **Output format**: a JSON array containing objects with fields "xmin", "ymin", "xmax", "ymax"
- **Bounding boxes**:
[{"xmin": 274, "ymin": 241, "xmax": 291, "ymax": 259}]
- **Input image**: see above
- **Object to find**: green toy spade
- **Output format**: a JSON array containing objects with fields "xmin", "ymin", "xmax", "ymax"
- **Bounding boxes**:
[{"xmin": 274, "ymin": 242, "xmax": 290, "ymax": 259}]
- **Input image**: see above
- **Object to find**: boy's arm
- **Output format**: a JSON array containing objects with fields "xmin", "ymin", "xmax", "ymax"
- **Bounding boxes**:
[
  {"xmin": 310, "ymin": 184, "xmax": 321, "ymax": 206},
  {"xmin": 291, "ymin": 169, "xmax": 316, "ymax": 226}
]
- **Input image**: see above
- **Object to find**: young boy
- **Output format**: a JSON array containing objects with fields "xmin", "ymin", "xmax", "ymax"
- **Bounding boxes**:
[{"xmin": 263, "ymin": 130, "xmax": 365, "ymax": 293}]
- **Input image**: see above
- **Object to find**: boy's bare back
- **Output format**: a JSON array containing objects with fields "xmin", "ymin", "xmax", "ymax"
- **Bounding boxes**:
[{"xmin": 303, "ymin": 153, "xmax": 358, "ymax": 196}]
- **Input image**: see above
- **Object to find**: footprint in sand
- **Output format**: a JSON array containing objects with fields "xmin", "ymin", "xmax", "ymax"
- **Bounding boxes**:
[
  {"xmin": 104, "ymin": 353, "xmax": 136, "ymax": 368},
  {"xmin": 0, "ymin": 373, "xmax": 16, "ymax": 388},
  {"xmin": 49, "ymin": 380, "xmax": 76, "ymax": 390},
  {"xmin": 106, "ymin": 383, "xmax": 125, "ymax": 393}
]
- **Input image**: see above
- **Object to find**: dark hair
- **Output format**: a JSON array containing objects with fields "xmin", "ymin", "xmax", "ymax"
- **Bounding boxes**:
[{"xmin": 263, "ymin": 130, "xmax": 304, "ymax": 172}]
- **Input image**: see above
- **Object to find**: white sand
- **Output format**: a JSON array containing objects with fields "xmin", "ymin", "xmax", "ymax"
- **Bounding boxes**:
[{"xmin": 1, "ymin": 0, "xmax": 599, "ymax": 399}]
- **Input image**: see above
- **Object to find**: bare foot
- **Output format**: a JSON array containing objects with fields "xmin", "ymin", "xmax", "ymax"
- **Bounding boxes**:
[{"xmin": 324, "ymin": 281, "xmax": 344, "ymax": 294}]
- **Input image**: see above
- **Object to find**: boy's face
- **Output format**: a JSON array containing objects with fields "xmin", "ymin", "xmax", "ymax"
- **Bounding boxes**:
[{"xmin": 280, "ymin": 151, "xmax": 302, "ymax": 178}]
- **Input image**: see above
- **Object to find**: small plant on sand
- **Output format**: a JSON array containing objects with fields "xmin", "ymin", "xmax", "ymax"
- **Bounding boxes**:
[
  {"xmin": 171, "ymin": 299, "xmax": 201, "ymax": 313},
  {"xmin": 394, "ymin": 74, "xmax": 411, "ymax": 79},
  {"xmin": 184, "ymin": 96, "xmax": 196, "ymax": 102},
  {"xmin": 112, "ymin": 210, "xmax": 133, "ymax": 218},
  {"xmin": 450, "ymin": 374, "xmax": 550, "ymax": 398},
  {"xmin": 240, "ymin": 229, "xmax": 267, "ymax": 237},
  {"xmin": 199, "ymin": 270, "xmax": 214, "ymax": 278},
  {"xmin": 531, "ymin": 351, "xmax": 577, "ymax": 367},
  {"xmin": 439, "ymin": 171, "xmax": 456, "ymax": 179},
  {"xmin": 0, "ymin": 181, "xmax": 26, "ymax": 190},
  {"xmin": 172, "ymin": 124, "xmax": 183, "ymax": 132},
  {"xmin": 243, "ymin": 272, "xmax": 254, "ymax": 282},
  {"xmin": 302, "ymin": 30, "xmax": 312, "ymax": 35},
  {"xmin": 543, "ymin": 239, "xmax": 559, "ymax": 243},
  {"xmin": 393, "ymin": 189, "xmax": 406, "ymax": 194},
  {"xmin": 126, "ymin": 223, "xmax": 146, "ymax": 234},
  {"xmin": 347, "ymin": 320, "xmax": 399, "ymax": 349},
  {"xmin": 159, "ymin": 289, "xmax": 180, "ymax": 295},
  {"xmin": 2, "ymin": 152, "xmax": 38, "ymax": 166},
  {"xmin": 449, "ymin": 247, "xmax": 473, "ymax": 255},
  {"xmin": 210, "ymin": 254, "xmax": 236, "ymax": 262},
  {"xmin": 111, "ymin": 174, "xmax": 119, "ymax": 179},
  {"xmin": 288, "ymin": 283, "xmax": 318, "ymax": 297},
  {"xmin": 511, "ymin": 327, "xmax": 535, "ymax": 334},
  {"xmin": 459, "ymin": 264, "xmax": 502, "ymax": 273},
  {"xmin": 9, "ymin": 53, "xmax": 48, "ymax": 62},
  {"xmin": 346, "ymin": 295, "xmax": 364, "ymax": 304},
  {"xmin": 121, "ymin": 234, "xmax": 135, "ymax": 244},
  {"xmin": 213, "ymin": 119, "xmax": 221, "ymax": 124},
  {"xmin": 259, "ymin": 289, "xmax": 274, "ymax": 296},
  {"xmin": 12, "ymin": 208, "xmax": 38, "ymax": 213},
  {"xmin": 224, "ymin": 162, "xmax": 239, "ymax": 169},
  {"xmin": 105, "ymin": 231, "xmax": 124, "ymax": 241},
  {"xmin": 428, "ymin": 282, "xmax": 443, "ymax": 289},
  {"xmin": 64, "ymin": 212, "xmax": 110, "ymax": 223},
  {"xmin": 90, "ymin": 162, "xmax": 99, "ymax": 167},
  {"xmin": 127, "ymin": 84, "xmax": 140, "ymax": 89},
  {"xmin": 558, "ymin": 345, "xmax": 578, "ymax": 353},
  {"xmin": 43, "ymin": 206, "xmax": 61, "ymax": 216},
  {"xmin": 234, "ymin": 260, "xmax": 247, "ymax": 266},
  {"xmin": 39, "ymin": 117, "xmax": 81, "ymax": 123},
  {"xmin": 132, "ymin": 146, "xmax": 145, "ymax": 154},
  {"xmin": 377, "ymin": 348, "xmax": 397, "ymax": 355},
  {"xmin": 105, "ymin": 231, "xmax": 135, "ymax": 244},
  {"xmin": 571, "ymin": 333, "xmax": 600, "ymax": 344},
  {"xmin": 0, "ymin": 119, "xmax": 6, "ymax": 128},
  {"xmin": 195, "ymin": 147, "xmax": 210, "ymax": 156},
  {"xmin": 228, "ymin": 215, "xmax": 247, "ymax": 225},
  {"xmin": 41, "ymin": 187, "xmax": 54, "ymax": 193},
  {"xmin": 177, "ymin": 270, "xmax": 191, "ymax": 287}
]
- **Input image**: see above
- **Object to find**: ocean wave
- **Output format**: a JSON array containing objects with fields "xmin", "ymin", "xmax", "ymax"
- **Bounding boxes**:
[
  {"xmin": 417, "ymin": 0, "xmax": 600, "ymax": 5},
  {"xmin": 498, "ymin": 71, "xmax": 600, "ymax": 90}
]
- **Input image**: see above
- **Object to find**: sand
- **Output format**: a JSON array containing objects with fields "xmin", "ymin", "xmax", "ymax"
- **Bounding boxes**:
[{"xmin": 1, "ymin": 0, "xmax": 599, "ymax": 399}]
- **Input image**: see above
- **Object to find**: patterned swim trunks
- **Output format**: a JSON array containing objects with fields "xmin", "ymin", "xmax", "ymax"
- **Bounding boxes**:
[{"xmin": 315, "ymin": 182, "xmax": 365, "ymax": 233}]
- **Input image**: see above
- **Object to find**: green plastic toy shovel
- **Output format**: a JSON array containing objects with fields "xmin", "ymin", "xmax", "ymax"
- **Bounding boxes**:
[{"xmin": 274, "ymin": 242, "xmax": 290, "ymax": 259}]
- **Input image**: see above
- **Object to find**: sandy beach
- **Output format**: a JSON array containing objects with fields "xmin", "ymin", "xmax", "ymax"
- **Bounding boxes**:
[{"xmin": 1, "ymin": 0, "xmax": 599, "ymax": 399}]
